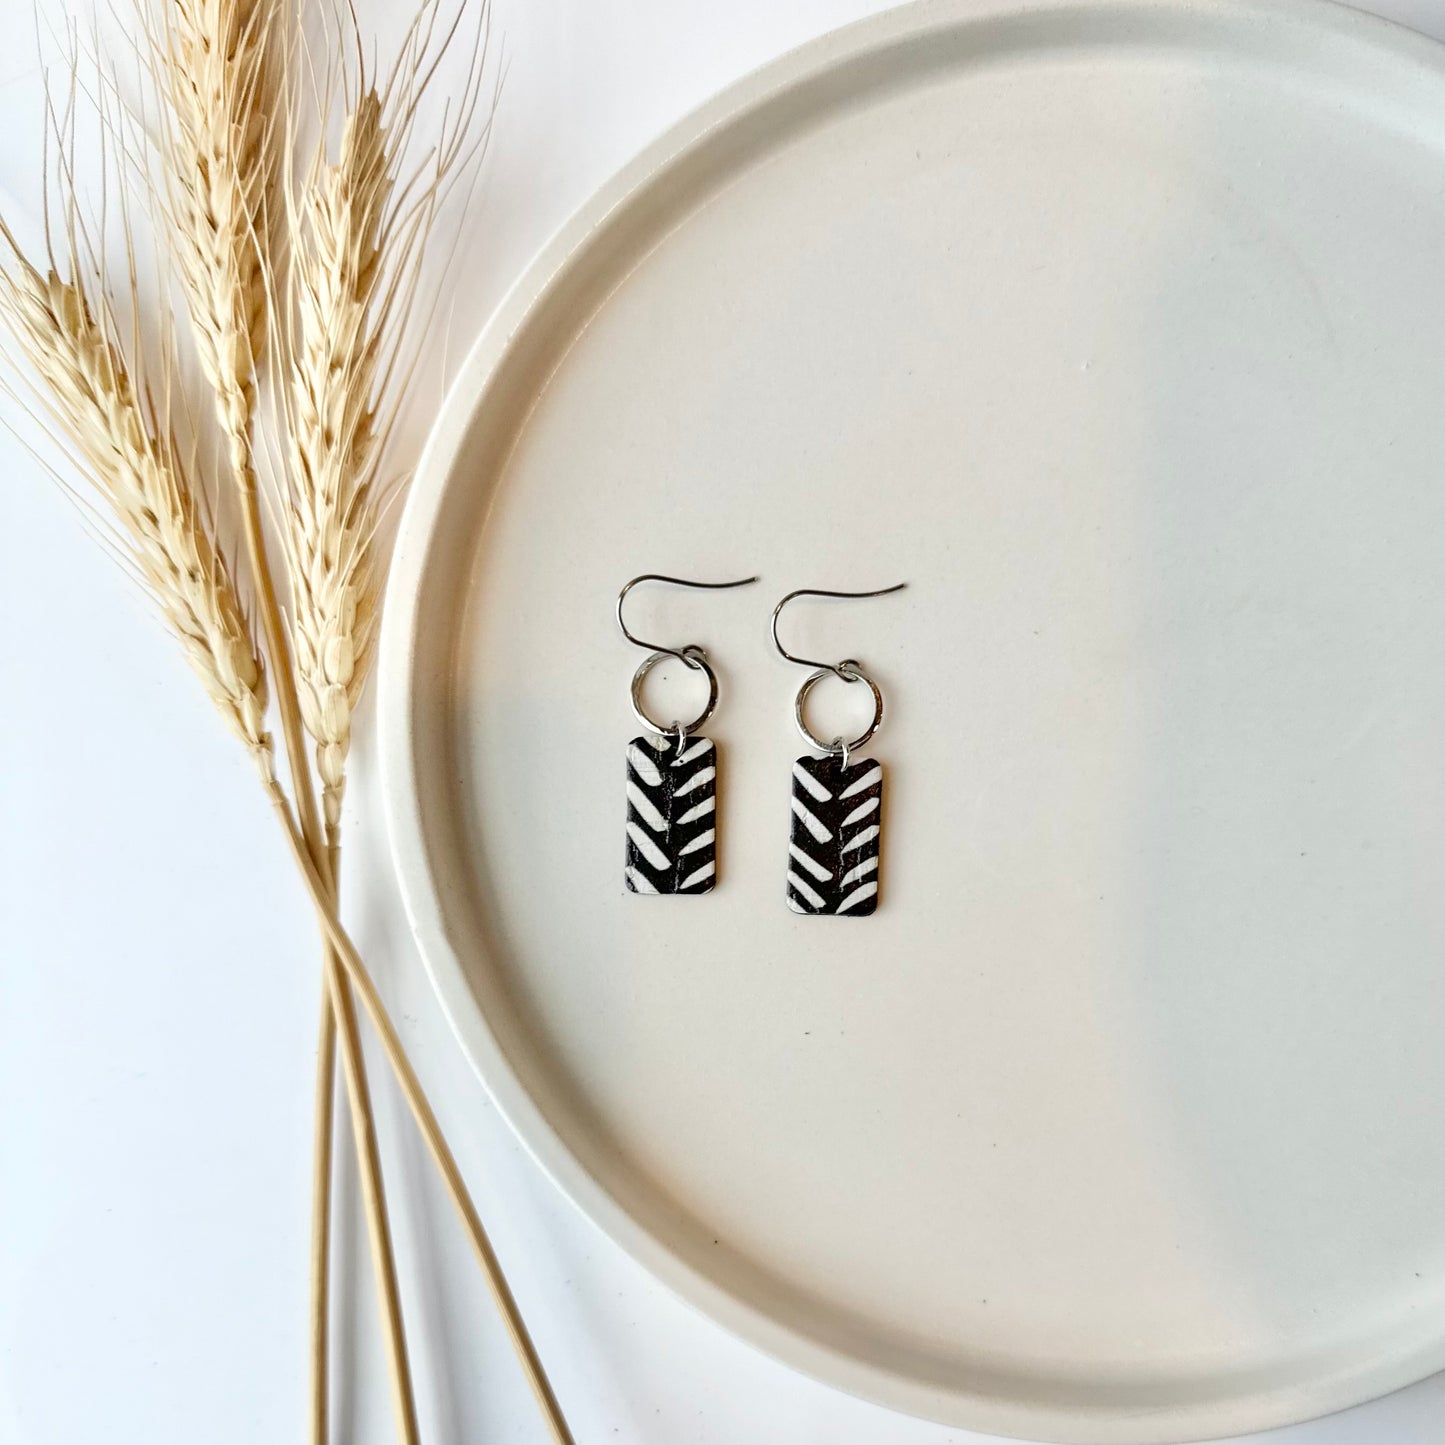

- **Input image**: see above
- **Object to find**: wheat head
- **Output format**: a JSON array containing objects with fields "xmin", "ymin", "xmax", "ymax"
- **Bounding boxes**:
[
  {"xmin": 156, "ymin": 0, "xmax": 274, "ymax": 483},
  {"xmin": 282, "ymin": 0, "xmax": 490, "ymax": 845},
  {"xmin": 285, "ymin": 92, "xmax": 391, "ymax": 842},
  {"xmin": 0, "ymin": 234, "xmax": 272, "ymax": 774}
]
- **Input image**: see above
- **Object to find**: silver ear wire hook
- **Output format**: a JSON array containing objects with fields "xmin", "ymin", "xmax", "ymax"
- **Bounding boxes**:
[
  {"xmin": 619, "ymin": 573, "xmax": 759, "ymax": 739},
  {"xmin": 772, "ymin": 583, "xmax": 906, "ymax": 757},
  {"xmin": 771, "ymin": 584, "xmax": 907, "ymax": 680},
  {"xmin": 618, "ymin": 573, "xmax": 760, "ymax": 670}
]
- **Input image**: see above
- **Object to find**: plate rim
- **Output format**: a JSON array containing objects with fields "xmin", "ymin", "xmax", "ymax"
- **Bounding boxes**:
[{"xmin": 377, "ymin": 1, "xmax": 1445, "ymax": 1437}]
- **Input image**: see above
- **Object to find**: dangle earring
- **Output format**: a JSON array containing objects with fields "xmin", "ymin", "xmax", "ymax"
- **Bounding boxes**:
[
  {"xmin": 617, "ymin": 573, "xmax": 758, "ymax": 895},
  {"xmin": 773, "ymin": 584, "xmax": 906, "ymax": 917}
]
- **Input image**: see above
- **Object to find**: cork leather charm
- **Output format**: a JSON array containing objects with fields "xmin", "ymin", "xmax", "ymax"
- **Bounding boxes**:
[
  {"xmin": 786, "ymin": 753, "xmax": 882, "ymax": 916},
  {"xmin": 624, "ymin": 734, "xmax": 718, "ymax": 895}
]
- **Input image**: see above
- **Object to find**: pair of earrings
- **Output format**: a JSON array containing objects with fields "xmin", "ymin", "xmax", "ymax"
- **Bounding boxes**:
[{"xmin": 618, "ymin": 573, "xmax": 905, "ymax": 916}]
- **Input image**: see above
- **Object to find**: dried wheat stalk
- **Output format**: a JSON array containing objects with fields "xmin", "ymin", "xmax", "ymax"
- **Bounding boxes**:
[
  {"xmin": 147, "ymin": 0, "xmax": 326, "ymax": 853},
  {"xmin": 282, "ymin": 103, "xmax": 401, "ymax": 1430},
  {"xmin": 278, "ymin": 19, "xmax": 489, "ymax": 1439},
  {"xmin": 144, "ymin": 3, "xmax": 416, "ymax": 1436}
]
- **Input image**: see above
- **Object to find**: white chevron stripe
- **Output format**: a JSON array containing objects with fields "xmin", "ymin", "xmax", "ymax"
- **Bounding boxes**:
[
  {"xmin": 675, "ymin": 795, "xmax": 715, "ymax": 825},
  {"xmin": 625, "ymin": 866, "xmax": 659, "ymax": 894},
  {"xmin": 627, "ymin": 744, "xmax": 662, "ymax": 787},
  {"xmin": 787, "ymin": 870, "xmax": 825, "ymax": 908},
  {"xmin": 791, "ymin": 762, "xmax": 832, "ymax": 802},
  {"xmin": 673, "ymin": 764, "xmax": 716, "ymax": 798},
  {"xmin": 839, "ymin": 855, "xmax": 878, "ymax": 888},
  {"xmin": 839, "ymin": 764, "xmax": 882, "ymax": 798},
  {"xmin": 626, "ymin": 822, "xmax": 669, "ymax": 869},
  {"xmin": 672, "ymin": 738, "xmax": 712, "ymax": 767},
  {"xmin": 840, "ymin": 796, "xmax": 879, "ymax": 827},
  {"xmin": 678, "ymin": 828, "xmax": 715, "ymax": 856},
  {"xmin": 678, "ymin": 859, "xmax": 715, "ymax": 889},
  {"xmin": 790, "ymin": 796, "xmax": 831, "ymax": 842},
  {"xmin": 626, "ymin": 782, "xmax": 667, "ymax": 832},
  {"xmin": 840, "ymin": 823, "xmax": 879, "ymax": 854},
  {"xmin": 835, "ymin": 880, "xmax": 879, "ymax": 913},
  {"xmin": 789, "ymin": 842, "xmax": 831, "ymax": 881}
]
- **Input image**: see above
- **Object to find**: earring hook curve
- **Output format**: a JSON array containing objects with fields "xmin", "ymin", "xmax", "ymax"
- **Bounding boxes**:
[
  {"xmin": 771, "ymin": 584, "xmax": 907, "ymax": 680},
  {"xmin": 617, "ymin": 573, "xmax": 760, "ymax": 669}
]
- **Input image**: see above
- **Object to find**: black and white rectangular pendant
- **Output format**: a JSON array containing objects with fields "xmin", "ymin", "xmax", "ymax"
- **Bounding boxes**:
[
  {"xmin": 625, "ymin": 735, "xmax": 718, "ymax": 894},
  {"xmin": 787, "ymin": 754, "xmax": 883, "ymax": 915}
]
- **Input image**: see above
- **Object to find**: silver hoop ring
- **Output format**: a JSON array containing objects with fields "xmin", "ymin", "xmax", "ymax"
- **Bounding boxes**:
[
  {"xmin": 631, "ymin": 648, "xmax": 718, "ymax": 737},
  {"xmin": 794, "ymin": 664, "xmax": 884, "ymax": 756}
]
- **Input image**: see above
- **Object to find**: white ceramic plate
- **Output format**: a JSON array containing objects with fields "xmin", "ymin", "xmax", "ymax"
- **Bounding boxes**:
[{"xmin": 379, "ymin": 2, "xmax": 1445, "ymax": 1439}]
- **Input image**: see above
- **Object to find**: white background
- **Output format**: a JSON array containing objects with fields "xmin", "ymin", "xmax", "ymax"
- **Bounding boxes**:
[{"xmin": 2, "ymin": 2, "xmax": 1443, "ymax": 1443}]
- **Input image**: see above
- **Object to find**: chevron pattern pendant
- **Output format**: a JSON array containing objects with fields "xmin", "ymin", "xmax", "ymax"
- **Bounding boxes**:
[
  {"xmin": 625, "ymin": 735, "xmax": 718, "ymax": 894},
  {"xmin": 787, "ymin": 754, "xmax": 883, "ymax": 916}
]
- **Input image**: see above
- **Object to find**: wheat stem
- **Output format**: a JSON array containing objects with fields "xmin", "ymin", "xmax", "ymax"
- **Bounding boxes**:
[
  {"xmin": 297, "ymin": 825, "xmax": 419, "ymax": 1443},
  {"xmin": 325, "ymin": 846, "xmax": 418, "ymax": 1443},
  {"xmin": 311, "ymin": 855, "xmax": 423, "ymax": 1445},
  {"xmin": 307, "ymin": 964, "xmax": 337, "ymax": 1445},
  {"xmin": 265, "ymin": 781, "xmax": 575, "ymax": 1445}
]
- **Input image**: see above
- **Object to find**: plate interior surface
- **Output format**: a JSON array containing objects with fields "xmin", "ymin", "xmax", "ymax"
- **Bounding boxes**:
[{"xmin": 381, "ymin": 3, "xmax": 1445, "ymax": 1438}]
